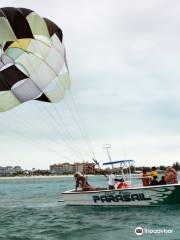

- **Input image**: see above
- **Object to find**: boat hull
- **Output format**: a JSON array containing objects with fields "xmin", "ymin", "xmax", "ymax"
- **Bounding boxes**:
[{"xmin": 62, "ymin": 184, "xmax": 180, "ymax": 206}]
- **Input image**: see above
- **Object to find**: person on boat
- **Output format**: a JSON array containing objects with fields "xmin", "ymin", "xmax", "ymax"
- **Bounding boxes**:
[
  {"xmin": 150, "ymin": 176, "xmax": 159, "ymax": 185},
  {"xmin": 74, "ymin": 172, "xmax": 95, "ymax": 191},
  {"xmin": 150, "ymin": 166, "xmax": 158, "ymax": 178},
  {"xmin": 141, "ymin": 169, "xmax": 150, "ymax": 186},
  {"xmin": 165, "ymin": 167, "xmax": 177, "ymax": 184},
  {"xmin": 108, "ymin": 172, "xmax": 121, "ymax": 189},
  {"xmin": 159, "ymin": 176, "xmax": 166, "ymax": 185},
  {"xmin": 116, "ymin": 178, "xmax": 128, "ymax": 189}
]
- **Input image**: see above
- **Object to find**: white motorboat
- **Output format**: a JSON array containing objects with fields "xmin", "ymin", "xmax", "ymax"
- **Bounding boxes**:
[{"xmin": 62, "ymin": 160, "xmax": 180, "ymax": 206}]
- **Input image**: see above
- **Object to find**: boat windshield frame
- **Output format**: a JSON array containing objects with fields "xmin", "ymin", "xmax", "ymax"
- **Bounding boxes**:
[{"xmin": 103, "ymin": 160, "xmax": 135, "ymax": 185}]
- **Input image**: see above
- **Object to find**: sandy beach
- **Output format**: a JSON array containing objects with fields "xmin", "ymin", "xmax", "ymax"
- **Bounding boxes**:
[
  {"xmin": 0, "ymin": 174, "xmax": 98, "ymax": 180},
  {"xmin": 0, "ymin": 175, "xmax": 74, "ymax": 180}
]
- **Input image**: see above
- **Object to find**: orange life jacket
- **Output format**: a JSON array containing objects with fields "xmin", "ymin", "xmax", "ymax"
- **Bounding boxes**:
[
  {"xmin": 142, "ymin": 173, "xmax": 150, "ymax": 186},
  {"xmin": 116, "ymin": 181, "xmax": 128, "ymax": 189}
]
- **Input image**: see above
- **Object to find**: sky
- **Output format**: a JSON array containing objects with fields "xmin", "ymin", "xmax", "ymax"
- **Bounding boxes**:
[{"xmin": 0, "ymin": 0, "xmax": 180, "ymax": 169}]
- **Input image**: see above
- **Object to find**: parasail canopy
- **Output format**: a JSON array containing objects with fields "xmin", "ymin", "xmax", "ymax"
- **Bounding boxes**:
[
  {"xmin": 0, "ymin": 7, "xmax": 70, "ymax": 112},
  {"xmin": 0, "ymin": 8, "xmax": 96, "ymax": 164}
]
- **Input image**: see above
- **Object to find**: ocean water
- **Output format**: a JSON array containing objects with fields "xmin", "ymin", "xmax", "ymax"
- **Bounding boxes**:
[{"xmin": 0, "ymin": 175, "xmax": 180, "ymax": 240}]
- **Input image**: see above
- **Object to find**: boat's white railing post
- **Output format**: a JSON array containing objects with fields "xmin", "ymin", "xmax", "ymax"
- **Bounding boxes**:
[
  {"xmin": 129, "ymin": 161, "xmax": 132, "ymax": 186},
  {"xmin": 126, "ymin": 162, "xmax": 128, "ymax": 182},
  {"xmin": 121, "ymin": 162, "xmax": 125, "ymax": 181}
]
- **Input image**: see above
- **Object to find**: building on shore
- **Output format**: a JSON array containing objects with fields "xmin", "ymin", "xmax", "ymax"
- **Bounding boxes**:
[
  {"xmin": 50, "ymin": 162, "xmax": 96, "ymax": 175},
  {"xmin": 0, "ymin": 166, "xmax": 22, "ymax": 177}
]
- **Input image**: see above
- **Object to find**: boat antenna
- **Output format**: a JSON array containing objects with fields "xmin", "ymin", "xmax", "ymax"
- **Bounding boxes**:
[{"xmin": 103, "ymin": 144, "xmax": 113, "ymax": 168}]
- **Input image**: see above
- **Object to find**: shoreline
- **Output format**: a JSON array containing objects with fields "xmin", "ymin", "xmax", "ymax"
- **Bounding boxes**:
[
  {"xmin": 0, "ymin": 175, "xmax": 75, "ymax": 180},
  {"xmin": 1, "ymin": 172, "xmax": 179, "ymax": 180},
  {"xmin": 0, "ymin": 174, "xmax": 99, "ymax": 180}
]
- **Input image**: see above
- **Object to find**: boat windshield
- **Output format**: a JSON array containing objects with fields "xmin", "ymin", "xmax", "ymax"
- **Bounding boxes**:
[{"xmin": 103, "ymin": 160, "xmax": 135, "ymax": 185}]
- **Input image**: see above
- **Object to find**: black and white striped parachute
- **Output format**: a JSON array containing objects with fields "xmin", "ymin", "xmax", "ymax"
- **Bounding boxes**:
[{"xmin": 0, "ymin": 7, "xmax": 70, "ymax": 112}]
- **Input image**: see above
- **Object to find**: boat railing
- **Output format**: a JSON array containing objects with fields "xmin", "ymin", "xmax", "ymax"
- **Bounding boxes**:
[{"xmin": 103, "ymin": 160, "xmax": 135, "ymax": 185}]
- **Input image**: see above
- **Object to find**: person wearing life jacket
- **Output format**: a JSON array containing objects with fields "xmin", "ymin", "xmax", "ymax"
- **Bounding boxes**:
[
  {"xmin": 141, "ymin": 169, "xmax": 150, "ymax": 186},
  {"xmin": 116, "ymin": 178, "xmax": 128, "ymax": 189},
  {"xmin": 108, "ymin": 172, "xmax": 122, "ymax": 189},
  {"xmin": 150, "ymin": 166, "xmax": 158, "ymax": 178},
  {"xmin": 165, "ymin": 167, "xmax": 177, "ymax": 184},
  {"xmin": 74, "ymin": 172, "xmax": 95, "ymax": 191}
]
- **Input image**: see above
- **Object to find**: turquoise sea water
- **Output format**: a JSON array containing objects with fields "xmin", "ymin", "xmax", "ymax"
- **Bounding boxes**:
[{"xmin": 0, "ymin": 175, "xmax": 180, "ymax": 240}]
